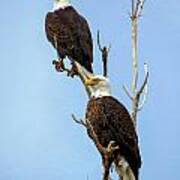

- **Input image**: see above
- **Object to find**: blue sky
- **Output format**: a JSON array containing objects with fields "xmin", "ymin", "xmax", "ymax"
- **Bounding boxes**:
[{"xmin": 0, "ymin": 0, "xmax": 180, "ymax": 179}]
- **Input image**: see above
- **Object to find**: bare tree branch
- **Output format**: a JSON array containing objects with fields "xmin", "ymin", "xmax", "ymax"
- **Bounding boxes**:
[
  {"xmin": 137, "ymin": 63, "xmax": 149, "ymax": 97},
  {"xmin": 137, "ymin": 63, "xmax": 149, "ymax": 111},
  {"xmin": 138, "ymin": 0, "xmax": 146, "ymax": 17},
  {"xmin": 71, "ymin": 114, "xmax": 87, "ymax": 128},
  {"xmin": 123, "ymin": 85, "xmax": 133, "ymax": 100},
  {"xmin": 97, "ymin": 30, "xmax": 111, "ymax": 77},
  {"xmin": 131, "ymin": 63, "xmax": 149, "ymax": 124},
  {"xmin": 131, "ymin": 0, "xmax": 146, "ymax": 18},
  {"xmin": 97, "ymin": 30, "xmax": 103, "ymax": 51},
  {"xmin": 134, "ymin": 0, "xmax": 141, "ymax": 17},
  {"xmin": 132, "ymin": 0, "xmax": 135, "ymax": 15}
]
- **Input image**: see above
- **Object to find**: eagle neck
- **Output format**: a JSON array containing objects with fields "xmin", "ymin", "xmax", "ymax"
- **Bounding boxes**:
[{"xmin": 89, "ymin": 89, "xmax": 111, "ymax": 99}]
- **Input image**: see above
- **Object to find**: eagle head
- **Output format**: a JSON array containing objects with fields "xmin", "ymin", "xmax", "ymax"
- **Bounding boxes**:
[
  {"xmin": 74, "ymin": 61, "xmax": 111, "ymax": 98},
  {"xmin": 53, "ymin": 0, "xmax": 71, "ymax": 10}
]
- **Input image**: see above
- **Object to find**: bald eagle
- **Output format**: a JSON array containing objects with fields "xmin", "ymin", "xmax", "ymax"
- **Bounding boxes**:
[
  {"xmin": 45, "ymin": 0, "xmax": 93, "ymax": 75},
  {"xmin": 74, "ymin": 61, "xmax": 142, "ymax": 180}
]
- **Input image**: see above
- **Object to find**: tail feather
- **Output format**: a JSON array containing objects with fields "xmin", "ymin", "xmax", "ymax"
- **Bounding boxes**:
[{"xmin": 115, "ymin": 157, "xmax": 138, "ymax": 180}]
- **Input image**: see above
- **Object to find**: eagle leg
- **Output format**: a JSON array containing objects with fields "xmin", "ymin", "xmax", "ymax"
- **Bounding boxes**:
[
  {"xmin": 102, "ymin": 156, "xmax": 112, "ymax": 180},
  {"xmin": 52, "ymin": 59, "xmax": 71, "ymax": 75},
  {"xmin": 102, "ymin": 141, "xmax": 119, "ymax": 180},
  {"xmin": 67, "ymin": 62, "xmax": 78, "ymax": 77}
]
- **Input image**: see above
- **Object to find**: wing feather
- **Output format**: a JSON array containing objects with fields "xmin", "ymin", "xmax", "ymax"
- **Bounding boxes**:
[
  {"xmin": 86, "ymin": 96, "xmax": 141, "ymax": 175},
  {"xmin": 45, "ymin": 7, "xmax": 93, "ymax": 72}
]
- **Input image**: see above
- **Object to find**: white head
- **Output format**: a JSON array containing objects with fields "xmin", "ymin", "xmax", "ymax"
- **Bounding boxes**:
[
  {"xmin": 74, "ymin": 61, "xmax": 112, "ymax": 98},
  {"xmin": 53, "ymin": 0, "xmax": 71, "ymax": 10},
  {"xmin": 85, "ymin": 75, "xmax": 112, "ymax": 98}
]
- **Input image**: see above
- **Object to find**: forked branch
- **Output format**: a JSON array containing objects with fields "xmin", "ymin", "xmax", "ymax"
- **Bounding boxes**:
[
  {"xmin": 132, "ymin": 64, "xmax": 149, "ymax": 124},
  {"xmin": 97, "ymin": 30, "xmax": 111, "ymax": 77},
  {"xmin": 124, "ymin": 63, "xmax": 149, "ymax": 124},
  {"xmin": 131, "ymin": 0, "xmax": 146, "ymax": 18}
]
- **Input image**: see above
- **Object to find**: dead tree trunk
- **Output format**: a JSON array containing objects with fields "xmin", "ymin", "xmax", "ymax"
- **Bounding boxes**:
[{"xmin": 124, "ymin": 0, "xmax": 149, "ymax": 125}]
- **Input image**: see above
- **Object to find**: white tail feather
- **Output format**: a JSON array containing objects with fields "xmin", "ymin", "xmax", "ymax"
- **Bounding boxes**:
[{"xmin": 115, "ymin": 157, "xmax": 135, "ymax": 180}]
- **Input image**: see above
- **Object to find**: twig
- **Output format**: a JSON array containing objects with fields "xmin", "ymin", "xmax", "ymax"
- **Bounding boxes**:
[
  {"xmin": 131, "ymin": 0, "xmax": 147, "ymax": 18},
  {"xmin": 134, "ymin": 0, "xmax": 141, "ymax": 17},
  {"xmin": 132, "ymin": 0, "xmax": 135, "ymax": 15},
  {"xmin": 123, "ymin": 85, "xmax": 133, "ymax": 100},
  {"xmin": 136, "ymin": 63, "xmax": 149, "ymax": 97},
  {"xmin": 71, "ymin": 114, "xmax": 87, "ymax": 128},
  {"xmin": 131, "ymin": 63, "xmax": 149, "ymax": 124},
  {"xmin": 138, "ymin": 63, "xmax": 149, "ymax": 111},
  {"xmin": 97, "ymin": 30, "xmax": 103, "ymax": 51},
  {"xmin": 138, "ymin": 0, "xmax": 146, "ymax": 17}
]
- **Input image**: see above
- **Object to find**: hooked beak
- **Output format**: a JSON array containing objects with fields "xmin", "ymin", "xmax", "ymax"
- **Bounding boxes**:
[{"xmin": 74, "ymin": 61, "xmax": 95, "ymax": 87}]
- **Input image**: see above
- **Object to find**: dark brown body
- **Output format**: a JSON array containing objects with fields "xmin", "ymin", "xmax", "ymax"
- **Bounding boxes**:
[
  {"xmin": 86, "ymin": 96, "xmax": 141, "ymax": 179},
  {"xmin": 45, "ymin": 6, "xmax": 93, "ymax": 72}
]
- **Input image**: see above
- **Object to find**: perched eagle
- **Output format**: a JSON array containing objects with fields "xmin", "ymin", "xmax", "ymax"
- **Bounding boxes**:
[
  {"xmin": 45, "ymin": 0, "xmax": 93, "ymax": 75},
  {"xmin": 74, "ymin": 61, "xmax": 142, "ymax": 180}
]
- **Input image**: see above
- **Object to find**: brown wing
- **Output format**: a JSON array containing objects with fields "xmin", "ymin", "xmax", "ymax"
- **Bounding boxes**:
[
  {"xmin": 78, "ymin": 15, "xmax": 93, "ymax": 63},
  {"xmin": 86, "ymin": 96, "xmax": 141, "ymax": 177},
  {"xmin": 45, "ymin": 11, "xmax": 75, "ymax": 58},
  {"xmin": 45, "ymin": 7, "xmax": 93, "ymax": 72}
]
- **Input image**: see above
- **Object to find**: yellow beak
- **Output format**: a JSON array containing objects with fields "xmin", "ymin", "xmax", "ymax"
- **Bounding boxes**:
[
  {"xmin": 84, "ymin": 78, "xmax": 96, "ymax": 86},
  {"xmin": 74, "ymin": 61, "xmax": 95, "ymax": 86}
]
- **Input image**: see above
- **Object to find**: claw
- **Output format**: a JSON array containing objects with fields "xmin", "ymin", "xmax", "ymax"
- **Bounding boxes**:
[
  {"xmin": 52, "ymin": 59, "xmax": 79, "ymax": 78},
  {"xmin": 107, "ymin": 141, "xmax": 119, "ymax": 154},
  {"xmin": 52, "ymin": 59, "xmax": 65, "ymax": 72}
]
